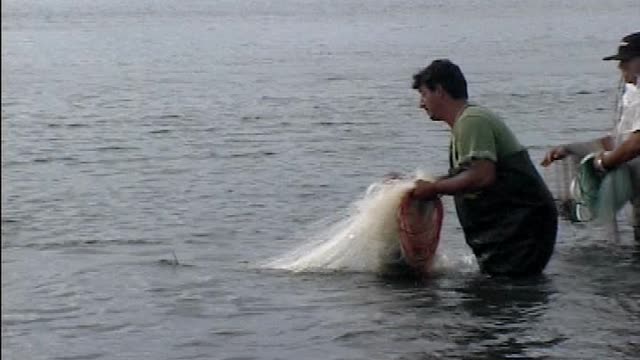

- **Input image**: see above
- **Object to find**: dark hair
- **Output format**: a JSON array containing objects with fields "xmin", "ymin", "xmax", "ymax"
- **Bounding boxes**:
[{"xmin": 412, "ymin": 59, "xmax": 468, "ymax": 100}]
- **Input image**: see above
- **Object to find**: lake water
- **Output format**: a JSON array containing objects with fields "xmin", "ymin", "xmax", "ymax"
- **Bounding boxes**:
[{"xmin": 2, "ymin": 1, "xmax": 640, "ymax": 359}]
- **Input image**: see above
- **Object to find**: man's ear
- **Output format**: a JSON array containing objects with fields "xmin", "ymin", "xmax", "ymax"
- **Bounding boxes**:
[{"xmin": 435, "ymin": 84, "xmax": 445, "ymax": 98}]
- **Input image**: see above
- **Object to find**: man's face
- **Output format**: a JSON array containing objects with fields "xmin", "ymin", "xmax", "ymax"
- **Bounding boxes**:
[
  {"xmin": 619, "ymin": 57, "xmax": 640, "ymax": 84},
  {"xmin": 418, "ymin": 85, "xmax": 442, "ymax": 121}
]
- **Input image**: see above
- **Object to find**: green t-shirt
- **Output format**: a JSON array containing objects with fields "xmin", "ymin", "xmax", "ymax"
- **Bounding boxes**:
[
  {"xmin": 450, "ymin": 106, "xmax": 523, "ymax": 168},
  {"xmin": 448, "ymin": 105, "xmax": 557, "ymax": 276}
]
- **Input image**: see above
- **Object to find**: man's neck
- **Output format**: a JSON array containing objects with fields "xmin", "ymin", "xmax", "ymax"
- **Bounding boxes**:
[{"xmin": 443, "ymin": 100, "xmax": 469, "ymax": 128}]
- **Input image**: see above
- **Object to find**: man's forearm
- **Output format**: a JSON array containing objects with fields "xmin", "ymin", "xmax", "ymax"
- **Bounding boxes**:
[
  {"xmin": 603, "ymin": 132, "xmax": 640, "ymax": 169},
  {"xmin": 565, "ymin": 136, "xmax": 613, "ymax": 157},
  {"xmin": 434, "ymin": 161, "xmax": 496, "ymax": 195}
]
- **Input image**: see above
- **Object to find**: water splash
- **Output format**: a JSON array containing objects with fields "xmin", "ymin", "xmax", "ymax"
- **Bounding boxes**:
[{"xmin": 266, "ymin": 171, "xmax": 476, "ymax": 274}]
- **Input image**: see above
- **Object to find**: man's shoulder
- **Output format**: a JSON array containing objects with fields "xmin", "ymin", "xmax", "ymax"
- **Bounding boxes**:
[
  {"xmin": 457, "ymin": 105, "xmax": 503, "ymax": 131},
  {"xmin": 463, "ymin": 105, "xmax": 501, "ymax": 122},
  {"xmin": 464, "ymin": 105, "xmax": 492, "ymax": 115},
  {"xmin": 456, "ymin": 105, "xmax": 523, "ymax": 151}
]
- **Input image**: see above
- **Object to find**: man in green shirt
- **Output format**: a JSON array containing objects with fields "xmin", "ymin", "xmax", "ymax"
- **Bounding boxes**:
[{"xmin": 410, "ymin": 59, "xmax": 557, "ymax": 277}]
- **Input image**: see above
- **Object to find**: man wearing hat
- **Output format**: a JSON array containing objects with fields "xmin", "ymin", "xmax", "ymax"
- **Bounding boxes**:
[{"xmin": 541, "ymin": 32, "xmax": 640, "ymax": 241}]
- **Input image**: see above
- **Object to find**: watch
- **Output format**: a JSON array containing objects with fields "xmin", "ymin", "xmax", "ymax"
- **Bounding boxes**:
[{"xmin": 594, "ymin": 152, "xmax": 608, "ymax": 172}]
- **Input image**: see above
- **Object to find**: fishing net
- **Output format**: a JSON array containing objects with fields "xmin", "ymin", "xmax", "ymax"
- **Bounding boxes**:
[
  {"xmin": 397, "ymin": 193, "xmax": 444, "ymax": 274},
  {"xmin": 571, "ymin": 153, "xmax": 633, "ymax": 222},
  {"xmin": 544, "ymin": 156, "xmax": 580, "ymax": 221},
  {"xmin": 546, "ymin": 153, "xmax": 634, "ymax": 223}
]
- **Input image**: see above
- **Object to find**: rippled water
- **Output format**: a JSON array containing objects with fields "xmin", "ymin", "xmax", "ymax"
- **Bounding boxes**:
[{"xmin": 2, "ymin": 1, "xmax": 640, "ymax": 359}]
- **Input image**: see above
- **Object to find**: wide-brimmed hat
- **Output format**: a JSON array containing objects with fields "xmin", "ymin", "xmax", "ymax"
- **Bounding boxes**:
[{"xmin": 603, "ymin": 32, "xmax": 640, "ymax": 61}]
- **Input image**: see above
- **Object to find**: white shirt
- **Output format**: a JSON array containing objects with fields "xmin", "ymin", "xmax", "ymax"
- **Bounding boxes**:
[
  {"xmin": 614, "ymin": 81, "xmax": 640, "ymax": 192},
  {"xmin": 614, "ymin": 82, "xmax": 640, "ymax": 146}
]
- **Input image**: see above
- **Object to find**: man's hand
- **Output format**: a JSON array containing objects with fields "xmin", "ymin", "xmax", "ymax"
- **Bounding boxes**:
[
  {"xmin": 594, "ymin": 132, "xmax": 640, "ymax": 169},
  {"xmin": 541, "ymin": 146, "xmax": 569, "ymax": 167},
  {"xmin": 411, "ymin": 179, "xmax": 438, "ymax": 200}
]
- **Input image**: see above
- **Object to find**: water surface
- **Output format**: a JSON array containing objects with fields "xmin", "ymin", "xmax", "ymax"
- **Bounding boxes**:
[{"xmin": 2, "ymin": 1, "xmax": 640, "ymax": 359}]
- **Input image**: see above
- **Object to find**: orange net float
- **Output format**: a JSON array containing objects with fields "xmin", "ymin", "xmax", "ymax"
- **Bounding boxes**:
[{"xmin": 397, "ymin": 192, "xmax": 444, "ymax": 275}]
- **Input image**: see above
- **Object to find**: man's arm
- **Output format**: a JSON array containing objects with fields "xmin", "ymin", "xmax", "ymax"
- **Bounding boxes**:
[
  {"xmin": 600, "ymin": 131, "xmax": 640, "ymax": 169},
  {"xmin": 541, "ymin": 136, "xmax": 613, "ymax": 167},
  {"xmin": 412, "ymin": 160, "xmax": 496, "ymax": 199}
]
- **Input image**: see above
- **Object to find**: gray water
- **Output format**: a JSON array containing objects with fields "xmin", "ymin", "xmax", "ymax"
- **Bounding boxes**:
[{"xmin": 2, "ymin": 1, "xmax": 640, "ymax": 359}]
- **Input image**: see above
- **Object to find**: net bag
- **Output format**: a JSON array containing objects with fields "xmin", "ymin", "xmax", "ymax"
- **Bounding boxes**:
[
  {"xmin": 570, "ymin": 153, "xmax": 633, "ymax": 222},
  {"xmin": 397, "ymin": 193, "xmax": 444, "ymax": 274}
]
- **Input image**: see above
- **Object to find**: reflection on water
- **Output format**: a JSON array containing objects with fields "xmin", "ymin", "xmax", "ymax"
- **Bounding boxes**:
[{"xmin": 453, "ymin": 276, "xmax": 559, "ymax": 360}]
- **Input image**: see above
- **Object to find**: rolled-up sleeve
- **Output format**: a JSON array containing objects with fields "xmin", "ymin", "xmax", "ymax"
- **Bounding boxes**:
[{"xmin": 454, "ymin": 115, "xmax": 497, "ymax": 166}]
